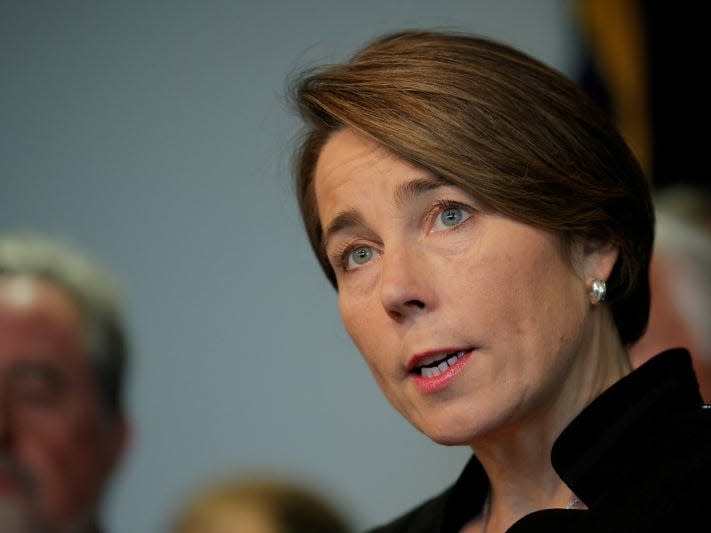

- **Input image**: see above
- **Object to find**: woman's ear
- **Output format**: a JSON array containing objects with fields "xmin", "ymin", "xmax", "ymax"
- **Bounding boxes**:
[{"xmin": 581, "ymin": 240, "xmax": 619, "ymax": 284}]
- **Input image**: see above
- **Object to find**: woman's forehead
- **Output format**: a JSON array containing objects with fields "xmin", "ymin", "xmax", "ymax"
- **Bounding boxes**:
[{"xmin": 315, "ymin": 129, "xmax": 396, "ymax": 184}]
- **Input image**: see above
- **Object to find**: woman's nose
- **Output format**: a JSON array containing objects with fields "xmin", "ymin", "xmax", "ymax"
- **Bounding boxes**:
[{"xmin": 379, "ymin": 244, "xmax": 434, "ymax": 321}]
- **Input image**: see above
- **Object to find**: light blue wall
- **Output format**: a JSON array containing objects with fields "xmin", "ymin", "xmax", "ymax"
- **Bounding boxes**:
[{"xmin": 0, "ymin": 1, "xmax": 579, "ymax": 531}]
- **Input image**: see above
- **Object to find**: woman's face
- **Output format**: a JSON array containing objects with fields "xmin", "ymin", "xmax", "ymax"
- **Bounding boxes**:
[{"xmin": 314, "ymin": 129, "xmax": 601, "ymax": 445}]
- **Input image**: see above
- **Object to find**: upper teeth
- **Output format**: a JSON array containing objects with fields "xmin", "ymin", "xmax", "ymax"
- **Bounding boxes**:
[{"xmin": 420, "ymin": 351, "xmax": 466, "ymax": 378}]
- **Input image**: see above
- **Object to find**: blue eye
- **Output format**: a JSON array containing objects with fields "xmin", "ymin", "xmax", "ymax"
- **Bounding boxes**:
[
  {"xmin": 348, "ymin": 246, "xmax": 375, "ymax": 268},
  {"xmin": 440, "ymin": 208, "xmax": 463, "ymax": 226},
  {"xmin": 437, "ymin": 207, "xmax": 469, "ymax": 228}
]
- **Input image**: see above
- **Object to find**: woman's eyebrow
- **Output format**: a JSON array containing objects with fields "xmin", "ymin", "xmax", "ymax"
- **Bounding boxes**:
[
  {"xmin": 322, "ymin": 210, "xmax": 366, "ymax": 250},
  {"xmin": 393, "ymin": 175, "xmax": 447, "ymax": 208}
]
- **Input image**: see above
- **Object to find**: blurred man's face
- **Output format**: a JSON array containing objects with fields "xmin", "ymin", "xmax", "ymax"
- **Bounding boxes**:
[{"xmin": 0, "ymin": 276, "xmax": 126, "ymax": 532}]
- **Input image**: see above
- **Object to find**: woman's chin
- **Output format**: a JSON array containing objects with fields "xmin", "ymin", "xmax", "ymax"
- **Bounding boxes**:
[{"xmin": 416, "ymin": 421, "xmax": 477, "ymax": 447}]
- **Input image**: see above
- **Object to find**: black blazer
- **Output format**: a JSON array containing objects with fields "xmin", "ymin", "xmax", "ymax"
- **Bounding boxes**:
[{"xmin": 367, "ymin": 349, "xmax": 711, "ymax": 532}]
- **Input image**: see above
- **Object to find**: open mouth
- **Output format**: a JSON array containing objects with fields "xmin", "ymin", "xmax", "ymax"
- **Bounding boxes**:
[{"xmin": 410, "ymin": 350, "xmax": 470, "ymax": 377}]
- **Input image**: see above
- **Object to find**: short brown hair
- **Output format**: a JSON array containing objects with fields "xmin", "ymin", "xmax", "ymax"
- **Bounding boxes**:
[{"xmin": 291, "ymin": 30, "xmax": 654, "ymax": 344}]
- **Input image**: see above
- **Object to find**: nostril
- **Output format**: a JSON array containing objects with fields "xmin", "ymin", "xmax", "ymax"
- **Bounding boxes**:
[
  {"xmin": 387, "ymin": 308, "xmax": 403, "ymax": 321},
  {"xmin": 387, "ymin": 299, "xmax": 426, "ymax": 322},
  {"xmin": 385, "ymin": 298, "xmax": 427, "ymax": 321}
]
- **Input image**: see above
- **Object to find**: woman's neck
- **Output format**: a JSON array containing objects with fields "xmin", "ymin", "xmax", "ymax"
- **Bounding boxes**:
[{"xmin": 465, "ymin": 308, "xmax": 626, "ymax": 531}]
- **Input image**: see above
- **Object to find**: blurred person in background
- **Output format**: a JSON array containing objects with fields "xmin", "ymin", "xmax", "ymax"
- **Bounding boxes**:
[
  {"xmin": 0, "ymin": 231, "xmax": 130, "ymax": 533},
  {"xmin": 171, "ymin": 473, "xmax": 353, "ymax": 533},
  {"xmin": 629, "ymin": 185, "xmax": 711, "ymax": 402}
]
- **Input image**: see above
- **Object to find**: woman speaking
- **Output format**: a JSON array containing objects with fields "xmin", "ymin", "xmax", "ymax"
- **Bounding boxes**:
[{"xmin": 289, "ymin": 30, "xmax": 711, "ymax": 532}]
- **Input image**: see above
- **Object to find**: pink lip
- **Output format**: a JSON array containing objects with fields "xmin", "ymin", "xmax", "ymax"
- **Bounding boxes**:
[{"xmin": 408, "ymin": 348, "xmax": 474, "ymax": 394}]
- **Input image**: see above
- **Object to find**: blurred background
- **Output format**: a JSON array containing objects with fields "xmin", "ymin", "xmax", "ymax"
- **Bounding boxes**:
[{"xmin": 3, "ymin": 1, "xmax": 702, "ymax": 532}]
